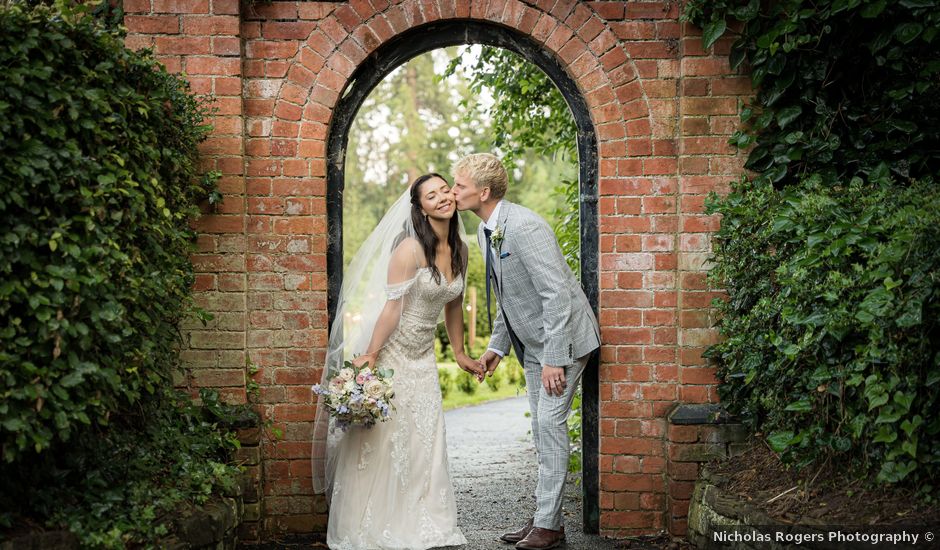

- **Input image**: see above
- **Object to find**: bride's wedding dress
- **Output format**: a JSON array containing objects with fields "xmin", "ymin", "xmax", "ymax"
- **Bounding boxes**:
[{"xmin": 326, "ymin": 267, "xmax": 468, "ymax": 550}]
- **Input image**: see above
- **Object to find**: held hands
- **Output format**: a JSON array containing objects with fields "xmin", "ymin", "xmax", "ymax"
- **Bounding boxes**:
[
  {"xmin": 541, "ymin": 365, "xmax": 566, "ymax": 396},
  {"xmin": 455, "ymin": 352, "xmax": 484, "ymax": 382}
]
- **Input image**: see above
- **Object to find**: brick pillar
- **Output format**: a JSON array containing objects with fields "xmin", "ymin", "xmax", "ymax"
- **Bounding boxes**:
[
  {"xmin": 124, "ymin": 0, "xmax": 249, "ymax": 405},
  {"xmin": 666, "ymin": 404, "xmax": 748, "ymax": 536},
  {"xmin": 675, "ymin": 18, "xmax": 752, "ymax": 405},
  {"xmin": 241, "ymin": 1, "xmax": 330, "ymax": 536},
  {"xmin": 123, "ymin": 0, "xmax": 255, "ymax": 526},
  {"xmin": 593, "ymin": 0, "xmax": 682, "ymax": 536}
]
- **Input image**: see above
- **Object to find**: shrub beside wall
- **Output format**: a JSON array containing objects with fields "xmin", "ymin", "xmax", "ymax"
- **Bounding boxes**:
[
  {"xmin": 687, "ymin": 0, "xmax": 940, "ymax": 486},
  {"xmin": 705, "ymin": 177, "xmax": 939, "ymax": 484},
  {"xmin": 0, "ymin": 2, "xmax": 216, "ymax": 462},
  {"xmin": 0, "ymin": 4, "xmax": 246, "ymax": 546}
]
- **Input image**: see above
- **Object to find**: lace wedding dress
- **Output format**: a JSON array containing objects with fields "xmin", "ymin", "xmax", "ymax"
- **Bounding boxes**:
[{"xmin": 326, "ymin": 267, "xmax": 468, "ymax": 550}]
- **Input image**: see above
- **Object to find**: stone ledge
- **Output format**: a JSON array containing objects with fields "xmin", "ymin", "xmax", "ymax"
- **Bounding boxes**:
[
  {"xmin": 0, "ymin": 531, "xmax": 78, "ymax": 550},
  {"xmin": 2, "ymin": 492, "xmax": 244, "ymax": 550},
  {"xmin": 161, "ymin": 495, "xmax": 243, "ymax": 549},
  {"xmin": 685, "ymin": 468, "xmax": 929, "ymax": 550},
  {"xmin": 668, "ymin": 404, "xmax": 734, "ymax": 425}
]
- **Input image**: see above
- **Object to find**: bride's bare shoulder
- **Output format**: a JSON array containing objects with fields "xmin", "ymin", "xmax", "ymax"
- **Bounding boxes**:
[{"xmin": 391, "ymin": 236, "xmax": 426, "ymax": 267}]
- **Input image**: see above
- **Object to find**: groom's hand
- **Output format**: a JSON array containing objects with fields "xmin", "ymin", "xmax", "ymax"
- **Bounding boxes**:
[
  {"xmin": 456, "ymin": 352, "xmax": 484, "ymax": 381},
  {"xmin": 479, "ymin": 350, "xmax": 502, "ymax": 378},
  {"xmin": 541, "ymin": 365, "xmax": 566, "ymax": 396}
]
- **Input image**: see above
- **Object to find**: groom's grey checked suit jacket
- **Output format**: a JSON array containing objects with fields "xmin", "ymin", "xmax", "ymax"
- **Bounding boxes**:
[
  {"xmin": 477, "ymin": 200, "xmax": 600, "ymax": 367},
  {"xmin": 478, "ymin": 200, "xmax": 600, "ymax": 531}
]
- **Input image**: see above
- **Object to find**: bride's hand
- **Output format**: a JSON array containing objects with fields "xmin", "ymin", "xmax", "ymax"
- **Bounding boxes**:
[
  {"xmin": 455, "ymin": 352, "xmax": 484, "ymax": 382},
  {"xmin": 352, "ymin": 352, "xmax": 377, "ymax": 369}
]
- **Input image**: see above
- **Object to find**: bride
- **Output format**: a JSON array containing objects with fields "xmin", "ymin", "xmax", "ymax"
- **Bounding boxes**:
[{"xmin": 312, "ymin": 173, "xmax": 481, "ymax": 549}]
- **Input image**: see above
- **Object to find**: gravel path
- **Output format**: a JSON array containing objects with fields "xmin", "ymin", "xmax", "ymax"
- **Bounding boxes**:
[
  {"xmin": 251, "ymin": 396, "xmax": 665, "ymax": 549},
  {"xmin": 445, "ymin": 395, "xmax": 622, "ymax": 550}
]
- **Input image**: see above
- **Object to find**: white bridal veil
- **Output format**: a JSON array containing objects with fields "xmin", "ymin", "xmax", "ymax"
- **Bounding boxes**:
[{"xmin": 311, "ymin": 181, "xmax": 467, "ymax": 497}]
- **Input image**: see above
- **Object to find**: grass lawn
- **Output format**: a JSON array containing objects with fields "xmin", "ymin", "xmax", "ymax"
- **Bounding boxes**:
[{"xmin": 437, "ymin": 362, "xmax": 527, "ymax": 411}]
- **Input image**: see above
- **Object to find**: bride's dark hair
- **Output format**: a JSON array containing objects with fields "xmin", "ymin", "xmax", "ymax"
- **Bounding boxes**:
[{"xmin": 409, "ymin": 173, "xmax": 465, "ymax": 285}]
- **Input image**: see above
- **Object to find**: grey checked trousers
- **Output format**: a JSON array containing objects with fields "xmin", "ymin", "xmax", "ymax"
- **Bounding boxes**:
[{"xmin": 523, "ymin": 350, "xmax": 590, "ymax": 531}]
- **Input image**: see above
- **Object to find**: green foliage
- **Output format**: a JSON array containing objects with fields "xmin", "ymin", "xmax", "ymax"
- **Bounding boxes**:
[
  {"xmin": 0, "ymin": 4, "xmax": 247, "ymax": 545},
  {"xmin": 438, "ymin": 368, "xmax": 453, "ymax": 399},
  {"xmin": 445, "ymin": 48, "xmax": 576, "ymax": 168},
  {"xmin": 0, "ymin": 3, "xmax": 218, "ymax": 462},
  {"xmin": 484, "ymin": 366, "xmax": 503, "ymax": 392},
  {"xmin": 685, "ymin": 0, "xmax": 940, "ymax": 187},
  {"xmin": 0, "ymin": 388, "xmax": 252, "ymax": 547},
  {"xmin": 687, "ymin": 0, "xmax": 940, "ymax": 486},
  {"xmin": 567, "ymin": 390, "xmax": 583, "ymax": 473},
  {"xmin": 552, "ymin": 177, "xmax": 581, "ymax": 277},
  {"xmin": 705, "ymin": 177, "xmax": 940, "ymax": 484},
  {"xmin": 455, "ymin": 370, "xmax": 478, "ymax": 395}
]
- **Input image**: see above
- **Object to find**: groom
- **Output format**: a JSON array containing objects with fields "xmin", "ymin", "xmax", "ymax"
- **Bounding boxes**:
[{"xmin": 452, "ymin": 153, "xmax": 600, "ymax": 550}]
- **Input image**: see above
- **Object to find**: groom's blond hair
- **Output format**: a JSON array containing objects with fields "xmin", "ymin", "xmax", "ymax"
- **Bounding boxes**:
[{"xmin": 453, "ymin": 153, "xmax": 508, "ymax": 200}]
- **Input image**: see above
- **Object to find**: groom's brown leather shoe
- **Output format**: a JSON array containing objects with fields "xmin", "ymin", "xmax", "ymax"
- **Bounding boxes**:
[
  {"xmin": 515, "ymin": 526, "xmax": 566, "ymax": 549},
  {"xmin": 499, "ymin": 518, "xmax": 533, "ymax": 543}
]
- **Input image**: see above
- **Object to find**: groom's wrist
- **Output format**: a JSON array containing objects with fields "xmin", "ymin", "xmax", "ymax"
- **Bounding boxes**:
[{"xmin": 486, "ymin": 348, "xmax": 504, "ymax": 358}]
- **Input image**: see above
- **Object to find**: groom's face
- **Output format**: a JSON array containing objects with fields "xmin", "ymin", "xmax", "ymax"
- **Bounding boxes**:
[{"xmin": 452, "ymin": 173, "xmax": 483, "ymax": 212}]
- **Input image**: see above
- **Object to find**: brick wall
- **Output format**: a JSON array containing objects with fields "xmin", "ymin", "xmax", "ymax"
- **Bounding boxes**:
[{"xmin": 123, "ymin": 0, "xmax": 751, "ymax": 539}]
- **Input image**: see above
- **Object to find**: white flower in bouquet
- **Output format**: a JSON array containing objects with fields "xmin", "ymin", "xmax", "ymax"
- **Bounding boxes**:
[{"xmin": 364, "ymin": 379, "xmax": 385, "ymax": 399}]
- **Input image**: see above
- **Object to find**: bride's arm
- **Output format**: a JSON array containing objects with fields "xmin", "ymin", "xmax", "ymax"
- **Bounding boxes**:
[
  {"xmin": 444, "ymin": 244, "xmax": 482, "ymax": 378},
  {"xmin": 353, "ymin": 240, "xmax": 418, "ymax": 368}
]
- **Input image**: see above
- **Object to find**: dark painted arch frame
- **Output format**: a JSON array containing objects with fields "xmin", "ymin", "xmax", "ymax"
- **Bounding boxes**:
[{"xmin": 325, "ymin": 20, "xmax": 600, "ymax": 533}]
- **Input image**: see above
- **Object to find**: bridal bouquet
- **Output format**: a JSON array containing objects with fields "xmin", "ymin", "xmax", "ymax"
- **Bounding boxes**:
[{"xmin": 312, "ymin": 360, "xmax": 395, "ymax": 431}]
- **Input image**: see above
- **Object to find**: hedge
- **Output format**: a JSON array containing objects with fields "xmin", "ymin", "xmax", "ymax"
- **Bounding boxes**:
[
  {"xmin": 0, "ymin": 4, "xmax": 247, "ymax": 546},
  {"xmin": 0, "ymin": 2, "xmax": 218, "ymax": 462},
  {"xmin": 687, "ymin": 0, "xmax": 940, "ymax": 486}
]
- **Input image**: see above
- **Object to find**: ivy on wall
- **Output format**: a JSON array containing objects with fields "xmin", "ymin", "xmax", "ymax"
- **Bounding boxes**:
[
  {"xmin": 686, "ymin": 0, "xmax": 940, "ymax": 486},
  {"xmin": 0, "ymin": 4, "xmax": 249, "ymax": 545},
  {"xmin": 687, "ymin": 0, "xmax": 940, "ymax": 186}
]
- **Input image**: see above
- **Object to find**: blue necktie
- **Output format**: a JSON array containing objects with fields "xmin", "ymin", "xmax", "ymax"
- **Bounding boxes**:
[{"xmin": 484, "ymin": 227, "xmax": 495, "ymax": 331}]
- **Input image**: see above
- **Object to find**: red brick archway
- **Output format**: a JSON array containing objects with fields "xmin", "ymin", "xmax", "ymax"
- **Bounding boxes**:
[{"xmin": 124, "ymin": 0, "xmax": 750, "ymax": 541}]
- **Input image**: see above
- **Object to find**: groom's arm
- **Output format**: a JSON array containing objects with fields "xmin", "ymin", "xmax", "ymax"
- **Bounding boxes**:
[
  {"xmin": 487, "ymin": 309, "xmax": 512, "ymax": 357},
  {"xmin": 515, "ymin": 218, "xmax": 573, "ymax": 367}
]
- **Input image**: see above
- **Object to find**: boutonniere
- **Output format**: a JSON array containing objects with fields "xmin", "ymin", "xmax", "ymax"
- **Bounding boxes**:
[{"xmin": 490, "ymin": 225, "xmax": 505, "ymax": 251}]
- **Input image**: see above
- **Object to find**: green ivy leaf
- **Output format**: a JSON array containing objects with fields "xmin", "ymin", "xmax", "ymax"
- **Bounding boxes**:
[
  {"xmin": 872, "ymin": 425, "xmax": 897, "ymax": 443},
  {"xmin": 895, "ymin": 23, "xmax": 924, "ymax": 44},
  {"xmin": 861, "ymin": 0, "xmax": 888, "ymax": 17},
  {"xmin": 767, "ymin": 431, "xmax": 795, "ymax": 453},
  {"xmin": 702, "ymin": 19, "xmax": 727, "ymax": 50},
  {"xmin": 730, "ymin": 45, "xmax": 748, "ymax": 70},
  {"xmin": 776, "ymin": 105, "xmax": 802, "ymax": 129},
  {"xmin": 785, "ymin": 399, "xmax": 812, "ymax": 412}
]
